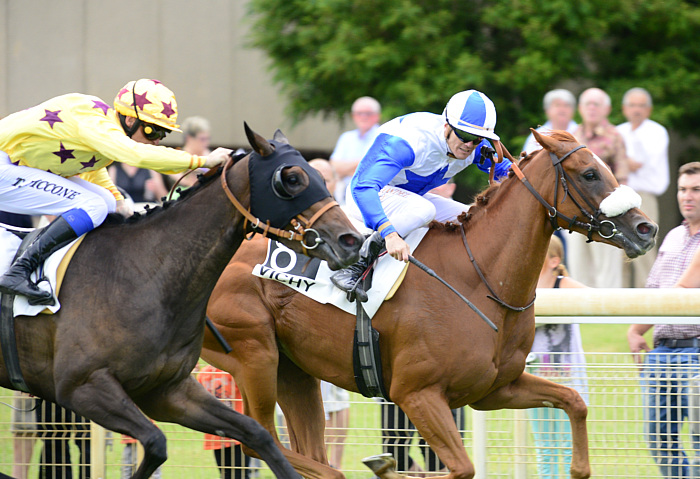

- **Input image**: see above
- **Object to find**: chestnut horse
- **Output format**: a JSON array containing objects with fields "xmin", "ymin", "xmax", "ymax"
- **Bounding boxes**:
[
  {"xmin": 0, "ymin": 126, "xmax": 363, "ymax": 479},
  {"xmin": 202, "ymin": 130, "xmax": 657, "ymax": 479}
]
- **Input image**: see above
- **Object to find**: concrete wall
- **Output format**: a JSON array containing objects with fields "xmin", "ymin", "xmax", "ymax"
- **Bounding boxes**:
[{"xmin": 0, "ymin": 0, "xmax": 347, "ymax": 151}]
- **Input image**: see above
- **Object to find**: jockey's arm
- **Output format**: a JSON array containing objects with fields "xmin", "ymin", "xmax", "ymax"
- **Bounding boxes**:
[
  {"xmin": 352, "ymin": 134, "xmax": 415, "ymax": 238},
  {"xmin": 78, "ymin": 114, "xmax": 206, "ymax": 174},
  {"xmin": 473, "ymin": 140, "xmax": 512, "ymax": 181},
  {"xmin": 79, "ymin": 167, "xmax": 124, "ymax": 201}
]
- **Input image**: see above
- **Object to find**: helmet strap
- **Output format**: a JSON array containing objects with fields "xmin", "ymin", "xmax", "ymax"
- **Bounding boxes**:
[{"xmin": 119, "ymin": 113, "xmax": 142, "ymax": 138}]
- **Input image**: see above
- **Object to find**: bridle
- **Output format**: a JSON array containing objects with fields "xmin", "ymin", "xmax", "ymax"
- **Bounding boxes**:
[
  {"xmin": 508, "ymin": 145, "xmax": 619, "ymax": 241},
  {"xmin": 462, "ymin": 141, "xmax": 620, "ymax": 312},
  {"xmin": 219, "ymin": 154, "xmax": 339, "ymax": 252}
]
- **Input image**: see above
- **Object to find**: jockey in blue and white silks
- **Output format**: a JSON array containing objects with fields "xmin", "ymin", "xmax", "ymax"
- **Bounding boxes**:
[{"xmin": 332, "ymin": 90, "xmax": 513, "ymax": 301}]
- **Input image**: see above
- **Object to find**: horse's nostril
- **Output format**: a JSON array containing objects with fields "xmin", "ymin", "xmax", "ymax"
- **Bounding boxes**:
[
  {"xmin": 339, "ymin": 233, "xmax": 362, "ymax": 250},
  {"xmin": 637, "ymin": 222, "xmax": 653, "ymax": 236}
]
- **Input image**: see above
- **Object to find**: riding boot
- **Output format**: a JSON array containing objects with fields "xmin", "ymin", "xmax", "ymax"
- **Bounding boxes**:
[
  {"xmin": 0, "ymin": 216, "xmax": 79, "ymax": 305},
  {"xmin": 331, "ymin": 231, "xmax": 385, "ymax": 302}
]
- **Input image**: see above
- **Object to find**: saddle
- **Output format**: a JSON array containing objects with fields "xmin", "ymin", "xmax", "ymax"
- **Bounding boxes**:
[{"xmin": 0, "ymin": 225, "xmax": 85, "ymax": 392}]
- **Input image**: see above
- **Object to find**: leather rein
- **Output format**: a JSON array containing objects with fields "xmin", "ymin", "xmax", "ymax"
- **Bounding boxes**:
[
  {"xmin": 461, "ymin": 142, "xmax": 619, "ymax": 312},
  {"xmin": 219, "ymin": 154, "xmax": 339, "ymax": 252}
]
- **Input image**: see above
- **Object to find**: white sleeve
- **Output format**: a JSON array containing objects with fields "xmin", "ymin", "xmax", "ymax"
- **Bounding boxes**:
[{"xmin": 642, "ymin": 127, "xmax": 670, "ymax": 196}]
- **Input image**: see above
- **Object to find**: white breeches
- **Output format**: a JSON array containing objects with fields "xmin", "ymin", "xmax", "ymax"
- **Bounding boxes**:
[
  {"xmin": 345, "ymin": 184, "xmax": 470, "ymax": 237},
  {"xmin": 0, "ymin": 151, "xmax": 116, "ymax": 227}
]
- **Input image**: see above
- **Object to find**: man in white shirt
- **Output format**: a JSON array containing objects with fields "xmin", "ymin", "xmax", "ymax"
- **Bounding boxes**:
[
  {"xmin": 330, "ymin": 97, "xmax": 381, "ymax": 204},
  {"xmin": 522, "ymin": 89, "xmax": 578, "ymax": 155},
  {"xmin": 617, "ymin": 87, "xmax": 670, "ymax": 287}
]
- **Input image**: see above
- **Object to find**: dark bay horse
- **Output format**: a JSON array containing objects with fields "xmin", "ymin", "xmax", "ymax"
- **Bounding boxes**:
[
  {"xmin": 0, "ymin": 126, "xmax": 363, "ymax": 479},
  {"xmin": 201, "ymin": 130, "xmax": 658, "ymax": 479}
]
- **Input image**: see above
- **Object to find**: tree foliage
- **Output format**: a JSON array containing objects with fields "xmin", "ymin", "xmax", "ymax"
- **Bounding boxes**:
[{"xmin": 248, "ymin": 0, "xmax": 700, "ymax": 194}]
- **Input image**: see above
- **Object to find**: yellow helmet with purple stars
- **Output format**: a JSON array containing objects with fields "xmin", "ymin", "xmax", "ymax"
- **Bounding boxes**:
[{"xmin": 114, "ymin": 79, "xmax": 182, "ymax": 132}]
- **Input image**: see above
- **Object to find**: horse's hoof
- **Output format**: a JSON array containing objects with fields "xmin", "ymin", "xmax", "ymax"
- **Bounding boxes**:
[
  {"xmin": 362, "ymin": 453, "xmax": 401, "ymax": 479},
  {"xmin": 570, "ymin": 465, "xmax": 591, "ymax": 479}
]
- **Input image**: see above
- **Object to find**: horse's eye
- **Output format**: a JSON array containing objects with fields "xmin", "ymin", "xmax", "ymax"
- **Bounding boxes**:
[
  {"xmin": 287, "ymin": 174, "xmax": 299, "ymax": 186},
  {"xmin": 583, "ymin": 171, "xmax": 597, "ymax": 181}
]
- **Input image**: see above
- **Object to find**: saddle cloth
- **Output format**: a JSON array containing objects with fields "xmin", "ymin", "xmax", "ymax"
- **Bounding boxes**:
[
  {"xmin": 0, "ymin": 225, "xmax": 84, "ymax": 317},
  {"xmin": 252, "ymin": 227, "xmax": 428, "ymax": 318}
]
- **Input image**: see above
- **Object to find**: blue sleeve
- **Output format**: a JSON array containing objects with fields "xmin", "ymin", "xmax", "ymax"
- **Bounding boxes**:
[
  {"xmin": 350, "ymin": 133, "xmax": 415, "ymax": 237},
  {"xmin": 473, "ymin": 140, "xmax": 512, "ymax": 182}
]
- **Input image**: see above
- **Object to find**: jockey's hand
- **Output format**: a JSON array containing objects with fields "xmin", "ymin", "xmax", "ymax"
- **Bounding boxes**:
[
  {"xmin": 385, "ymin": 232, "xmax": 410, "ymax": 262},
  {"xmin": 116, "ymin": 199, "xmax": 134, "ymax": 218},
  {"xmin": 203, "ymin": 148, "xmax": 234, "ymax": 169}
]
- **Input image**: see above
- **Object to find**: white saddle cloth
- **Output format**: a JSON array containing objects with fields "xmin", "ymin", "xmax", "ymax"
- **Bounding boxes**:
[
  {"xmin": 0, "ymin": 225, "xmax": 81, "ymax": 317},
  {"xmin": 252, "ymin": 227, "xmax": 428, "ymax": 318}
]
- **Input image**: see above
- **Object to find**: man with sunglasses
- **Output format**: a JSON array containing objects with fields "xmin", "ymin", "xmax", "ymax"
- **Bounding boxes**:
[
  {"xmin": 332, "ymin": 90, "xmax": 512, "ymax": 301},
  {"xmin": 0, "ymin": 78, "xmax": 231, "ymax": 304}
]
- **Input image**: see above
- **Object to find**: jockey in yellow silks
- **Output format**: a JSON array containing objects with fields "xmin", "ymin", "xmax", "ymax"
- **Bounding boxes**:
[{"xmin": 0, "ymin": 79, "xmax": 231, "ymax": 304}]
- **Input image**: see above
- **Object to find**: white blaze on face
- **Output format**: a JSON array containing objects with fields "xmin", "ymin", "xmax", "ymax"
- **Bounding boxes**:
[
  {"xmin": 600, "ymin": 185, "xmax": 642, "ymax": 217},
  {"xmin": 592, "ymin": 152, "xmax": 612, "ymax": 173}
]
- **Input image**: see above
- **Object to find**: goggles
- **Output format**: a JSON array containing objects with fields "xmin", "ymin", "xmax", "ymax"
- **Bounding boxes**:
[
  {"xmin": 447, "ymin": 121, "xmax": 484, "ymax": 145},
  {"xmin": 143, "ymin": 123, "xmax": 169, "ymax": 141}
]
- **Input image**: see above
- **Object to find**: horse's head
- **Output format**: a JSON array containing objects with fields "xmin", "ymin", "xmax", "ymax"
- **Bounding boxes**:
[
  {"xmin": 225, "ymin": 123, "xmax": 362, "ymax": 269},
  {"xmin": 530, "ymin": 129, "xmax": 657, "ymax": 258}
]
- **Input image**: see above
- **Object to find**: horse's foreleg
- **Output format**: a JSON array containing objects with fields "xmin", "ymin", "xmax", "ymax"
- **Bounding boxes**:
[
  {"xmin": 56, "ymin": 368, "xmax": 167, "ymax": 479},
  {"xmin": 372, "ymin": 388, "xmax": 475, "ymax": 479},
  {"xmin": 138, "ymin": 376, "xmax": 299, "ymax": 479},
  {"xmin": 470, "ymin": 372, "xmax": 590, "ymax": 479},
  {"xmin": 276, "ymin": 352, "xmax": 327, "ymax": 462}
]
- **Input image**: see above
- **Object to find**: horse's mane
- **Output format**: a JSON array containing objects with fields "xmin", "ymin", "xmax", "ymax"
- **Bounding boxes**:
[
  {"xmin": 103, "ymin": 159, "xmax": 240, "ymax": 227},
  {"xmin": 428, "ymin": 130, "xmax": 579, "ymax": 233}
]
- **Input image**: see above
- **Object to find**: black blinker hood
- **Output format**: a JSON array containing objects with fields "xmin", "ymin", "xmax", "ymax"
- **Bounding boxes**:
[{"xmin": 248, "ymin": 140, "xmax": 330, "ymax": 229}]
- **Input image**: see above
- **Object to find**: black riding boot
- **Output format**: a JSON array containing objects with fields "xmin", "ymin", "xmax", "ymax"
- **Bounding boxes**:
[
  {"xmin": 331, "ymin": 231, "xmax": 385, "ymax": 302},
  {"xmin": 0, "ymin": 216, "xmax": 79, "ymax": 305}
]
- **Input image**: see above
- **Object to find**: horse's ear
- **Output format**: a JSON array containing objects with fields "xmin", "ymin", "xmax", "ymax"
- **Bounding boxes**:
[
  {"xmin": 244, "ymin": 122, "xmax": 275, "ymax": 157},
  {"xmin": 531, "ymin": 128, "xmax": 559, "ymax": 153},
  {"xmin": 273, "ymin": 129, "xmax": 290, "ymax": 145}
]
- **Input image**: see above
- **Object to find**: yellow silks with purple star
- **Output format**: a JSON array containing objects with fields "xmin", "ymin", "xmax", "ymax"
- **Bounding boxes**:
[{"xmin": 0, "ymin": 93, "xmax": 205, "ymax": 201}]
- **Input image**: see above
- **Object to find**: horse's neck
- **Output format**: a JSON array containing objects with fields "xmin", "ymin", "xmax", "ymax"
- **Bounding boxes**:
[
  {"xmin": 119, "ymin": 175, "xmax": 246, "ymax": 317},
  {"xmin": 466, "ymin": 171, "xmax": 554, "ymax": 308}
]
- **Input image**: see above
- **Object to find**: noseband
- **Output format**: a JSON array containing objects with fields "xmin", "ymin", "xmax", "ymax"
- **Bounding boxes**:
[
  {"xmin": 509, "ymin": 145, "xmax": 618, "ymax": 241},
  {"xmin": 220, "ymin": 155, "xmax": 338, "ymax": 251}
]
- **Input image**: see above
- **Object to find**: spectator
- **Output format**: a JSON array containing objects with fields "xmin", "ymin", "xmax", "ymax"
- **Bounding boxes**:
[
  {"xmin": 627, "ymin": 162, "xmax": 700, "ymax": 478},
  {"xmin": 568, "ymin": 88, "xmax": 630, "ymax": 288},
  {"xmin": 617, "ymin": 88, "xmax": 670, "ymax": 288},
  {"xmin": 523, "ymin": 89, "xmax": 578, "ymax": 155},
  {"xmin": 320, "ymin": 381, "xmax": 350, "ymax": 470},
  {"xmin": 35, "ymin": 400, "xmax": 90, "ymax": 479},
  {"xmin": 171, "ymin": 116, "xmax": 213, "ymax": 189},
  {"xmin": 11, "ymin": 391, "xmax": 38, "ymax": 479},
  {"xmin": 109, "ymin": 163, "xmax": 167, "ymax": 204},
  {"xmin": 529, "ymin": 235, "xmax": 589, "ymax": 479},
  {"xmin": 182, "ymin": 116, "xmax": 212, "ymax": 157},
  {"xmin": 677, "ymin": 247, "xmax": 700, "ymax": 288},
  {"xmin": 330, "ymin": 97, "xmax": 381, "ymax": 204},
  {"xmin": 308, "ymin": 159, "xmax": 338, "ymax": 201},
  {"xmin": 197, "ymin": 364, "xmax": 251, "ymax": 479}
]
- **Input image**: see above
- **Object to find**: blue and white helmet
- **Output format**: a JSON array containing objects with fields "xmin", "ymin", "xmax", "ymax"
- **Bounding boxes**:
[{"xmin": 444, "ymin": 90, "xmax": 499, "ymax": 141}]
